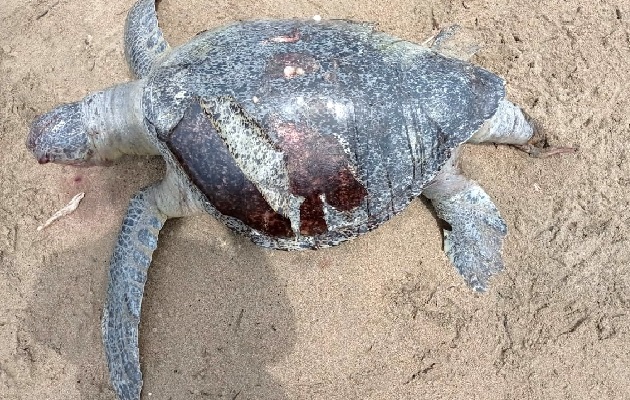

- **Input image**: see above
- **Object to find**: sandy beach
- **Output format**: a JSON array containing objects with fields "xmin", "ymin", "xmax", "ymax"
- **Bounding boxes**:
[{"xmin": 1, "ymin": 0, "xmax": 628, "ymax": 398}]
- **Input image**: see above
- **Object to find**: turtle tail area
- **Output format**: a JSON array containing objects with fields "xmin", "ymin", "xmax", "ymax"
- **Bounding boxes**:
[{"xmin": 102, "ymin": 185, "xmax": 167, "ymax": 400}]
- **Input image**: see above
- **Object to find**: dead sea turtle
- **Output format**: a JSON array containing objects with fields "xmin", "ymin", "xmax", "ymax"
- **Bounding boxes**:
[{"xmin": 27, "ymin": 0, "xmax": 573, "ymax": 398}]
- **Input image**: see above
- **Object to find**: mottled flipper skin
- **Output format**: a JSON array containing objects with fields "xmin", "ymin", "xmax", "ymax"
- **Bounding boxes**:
[
  {"xmin": 102, "ymin": 185, "xmax": 167, "ymax": 400},
  {"xmin": 124, "ymin": 0, "xmax": 170, "ymax": 78},
  {"xmin": 423, "ymin": 155, "xmax": 507, "ymax": 292}
]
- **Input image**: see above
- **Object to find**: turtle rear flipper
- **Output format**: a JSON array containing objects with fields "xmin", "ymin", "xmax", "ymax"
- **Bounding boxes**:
[
  {"xmin": 423, "ymin": 153, "xmax": 507, "ymax": 292},
  {"xmin": 124, "ymin": 0, "xmax": 170, "ymax": 78},
  {"xmin": 425, "ymin": 25, "xmax": 480, "ymax": 61},
  {"xmin": 102, "ymin": 183, "xmax": 167, "ymax": 399}
]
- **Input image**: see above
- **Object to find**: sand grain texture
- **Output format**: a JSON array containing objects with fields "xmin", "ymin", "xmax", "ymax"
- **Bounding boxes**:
[{"xmin": 1, "ymin": 0, "xmax": 629, "ymax": 399}]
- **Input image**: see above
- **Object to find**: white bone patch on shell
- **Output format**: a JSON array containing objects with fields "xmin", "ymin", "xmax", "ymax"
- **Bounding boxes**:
[{"xmin": 201, "ymin": 97, "xmax": 304, "ymax": 236}]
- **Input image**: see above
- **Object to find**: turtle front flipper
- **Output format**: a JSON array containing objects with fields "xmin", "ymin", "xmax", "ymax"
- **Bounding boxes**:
[
  {"xmin": 102, "ymin": 184, "xmax": 167, "ymax": 400},
  {"xmin": 124, "ymin": 0, "xmax": 170, "ymax": 78},
  {"xmin": 423, "ymin": 152, "xmax": 507, "ymax": 292}
]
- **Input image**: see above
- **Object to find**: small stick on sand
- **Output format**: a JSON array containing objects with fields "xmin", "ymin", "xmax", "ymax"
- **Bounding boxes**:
[{"xmin": 37, "ymin": 192, "xmax": 85, "ymax": 231}]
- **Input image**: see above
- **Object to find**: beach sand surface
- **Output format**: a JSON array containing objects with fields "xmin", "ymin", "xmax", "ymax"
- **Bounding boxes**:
[{"xmin": 1, "ymin": 0, "xmax": 628, "ymax": 398}]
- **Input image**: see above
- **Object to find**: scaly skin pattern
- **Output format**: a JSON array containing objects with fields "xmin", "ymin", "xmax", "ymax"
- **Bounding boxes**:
[
  {"xmin": 101, "ymin": 185, "xmax": 166, "ymax": 400},
  {"xmin": 423, "ymin": 162, "xmax": 508, "ymax": 292},
  {"xmin": 28, "ymin": 102, "xmax": 88, "ymax": 164},
  {"xmin": 146, "ymin": 19, "xmax": 506, "ymax": 249},
  {"xmin": 437, "ymin": 184, "xmax": 507, "ymax": 292},
  {"xmin": 124, "ymin": 0, "xmax": 170, "ymax": 78}
]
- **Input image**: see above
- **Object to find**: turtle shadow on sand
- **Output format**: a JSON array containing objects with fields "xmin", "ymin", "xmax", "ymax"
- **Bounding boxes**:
[{"xmin": 25, "ymin": 224, "xmax": 296, "ymax": 399}]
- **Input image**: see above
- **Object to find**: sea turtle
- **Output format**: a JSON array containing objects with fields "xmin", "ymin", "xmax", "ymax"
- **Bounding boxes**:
[{"xmin": 27, "ymin": 0, "xmax": 573, "ymax": 398}]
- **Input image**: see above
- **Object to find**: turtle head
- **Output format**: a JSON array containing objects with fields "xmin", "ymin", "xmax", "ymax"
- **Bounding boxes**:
[
  {"xmin": 28, "ymin": 83, "xmax": 158, "ymax": 167},
  {"xmin": 27, "ymin": 102, "xmax": 98, "ymax": 166}
]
